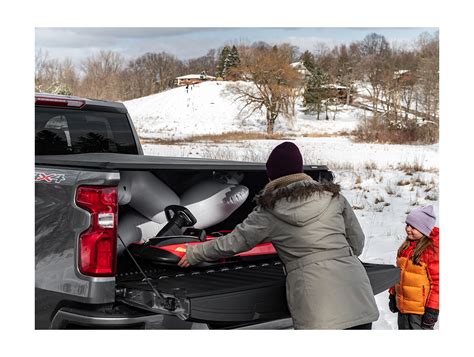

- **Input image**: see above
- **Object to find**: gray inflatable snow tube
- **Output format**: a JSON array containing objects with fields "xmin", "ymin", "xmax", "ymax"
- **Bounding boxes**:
[
  {"xmin": 117, "ymin": 208, "xmax": 165, "ymax": 255},
  {"xmin": 116, "ymin": 171, "xmax": 249, "ymax": 252},
  {"xmin": 118, "ymin": 171, "xmax": 179, "ymax": 223},
  {"xmin": 180, "ymin": 179, "xmax": 249, "ymax": 229}
]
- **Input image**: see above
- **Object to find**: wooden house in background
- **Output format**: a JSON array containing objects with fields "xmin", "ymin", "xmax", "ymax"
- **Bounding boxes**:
[{"xmin": 175, "ymin": 72, "xmax": 217, "ymax": 86}]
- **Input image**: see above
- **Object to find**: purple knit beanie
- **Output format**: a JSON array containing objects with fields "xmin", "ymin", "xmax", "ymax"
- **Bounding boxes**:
[
  {"xmin": 405, "ymin": 205, "xmax": 436, "ymax": 237},
  {"xmin": 266, "ymin": 142, "xmax": 303, "ymax": 180}
]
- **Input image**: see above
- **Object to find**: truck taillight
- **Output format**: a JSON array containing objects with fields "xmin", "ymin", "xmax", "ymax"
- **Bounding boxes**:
[
  {"xmin": 35, "ymin": 96, "xmax": 85, "ymax": 108},
  {"xmin": 75, "ymin": 186, "xmax": 118, "ymax": 277}
]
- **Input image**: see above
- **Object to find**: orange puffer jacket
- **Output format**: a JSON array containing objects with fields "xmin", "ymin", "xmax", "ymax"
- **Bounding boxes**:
[{"xmin": 389, "ymin": 227, "xmax": 439, "ymax": 314}]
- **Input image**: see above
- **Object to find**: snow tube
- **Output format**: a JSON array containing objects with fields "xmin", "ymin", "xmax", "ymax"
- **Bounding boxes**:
[
  {"xmin": 117, "ymin": 171, "xmax": 250, "ymax": 253},
  {"xmin": 118, "ymin": 171, "xmax": 248, "ymax": 228},
  {"xmin": 180, "ymin": 179, "xmax": 249, "ymax": 229},
  {"xmin": 118, "ymin": 171, "xmax": 179, "ymax": 223},
  {"xmin": 117, "ymin": 208, "xmax": 165, "ymax": 255}
]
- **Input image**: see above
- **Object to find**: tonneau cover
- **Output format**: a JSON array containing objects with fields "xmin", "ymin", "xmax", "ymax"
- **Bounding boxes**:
[{"xmin": 35, "ymin": 153, "xmax": 329, "ymax": 171}]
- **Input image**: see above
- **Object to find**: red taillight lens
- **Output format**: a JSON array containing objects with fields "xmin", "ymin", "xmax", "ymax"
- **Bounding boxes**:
[
  {"xmin": 35, "ymin": 96, "xmax": 85, "ymax": 108},
  {"xmin": 75, "ymin": 186, "xmax": 117, "ymax": 277}
]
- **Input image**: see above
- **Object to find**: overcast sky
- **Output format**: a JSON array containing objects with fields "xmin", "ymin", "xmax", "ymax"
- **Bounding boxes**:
[{"xmin": 35, "ymin": 27, "xmax": 437, "ymax": 66}]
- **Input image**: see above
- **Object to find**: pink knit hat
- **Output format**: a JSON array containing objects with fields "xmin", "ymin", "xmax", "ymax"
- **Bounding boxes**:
[{"xmin": 406, "ymin": 205, "xmax": 437, "ymax": 237}]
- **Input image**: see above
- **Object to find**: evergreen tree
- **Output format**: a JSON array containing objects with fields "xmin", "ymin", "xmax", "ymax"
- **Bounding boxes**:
[
  {"xmin": 303, "ymin": 67, "xmax": 329, "ymax": 120},
  {"xmin": 223, "ymin": 45, "xmax": 240, "ymax": 79},
  {"xmin": 300, "ymin": 50, "xmax": 316, "ymax": 73},
  {"xmin": 216, "ymin": 46, "xmax": 231, "ymax": 78}
]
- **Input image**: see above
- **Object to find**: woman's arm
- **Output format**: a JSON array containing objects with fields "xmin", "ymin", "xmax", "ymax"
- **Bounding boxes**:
[
  {"xmin": 341, "ymin": 194, "xmax": 365, "ymax": 256},
  {"xmin": 184, "ymin": 206, "xmax": 273, "ymax": 266}
]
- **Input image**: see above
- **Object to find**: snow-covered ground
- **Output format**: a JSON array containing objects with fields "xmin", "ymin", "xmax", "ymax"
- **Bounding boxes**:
[
  {"xmin": 142, "ymin": 137, "xmax": 438, "ymax": 170},
  {"xmin": 126, "ymin": 81, "xmax": 439, "ymax": 329},
  {"xmin": 124, "ymin": 81, "xmax": 368, "ymax": 139}
]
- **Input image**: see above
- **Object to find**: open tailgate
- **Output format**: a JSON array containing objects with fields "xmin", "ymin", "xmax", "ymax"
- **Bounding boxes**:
[{"xmin": 116, "ymin": 260, "xmax": 399, "ymax": 324}]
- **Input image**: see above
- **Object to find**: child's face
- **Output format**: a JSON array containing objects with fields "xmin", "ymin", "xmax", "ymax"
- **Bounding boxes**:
[{"xmin": 405, "ymin": 224, "xmax": 424, "ymax": 241}]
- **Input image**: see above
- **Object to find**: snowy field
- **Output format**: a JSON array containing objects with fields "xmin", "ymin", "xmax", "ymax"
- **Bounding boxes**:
[
  {"xmin": 127, "ymin": 81, "xmax": 439, "ymax": 329},
  {"xmin": 142, "ymin": 137, "xmax": 438, "ymax": 170}
]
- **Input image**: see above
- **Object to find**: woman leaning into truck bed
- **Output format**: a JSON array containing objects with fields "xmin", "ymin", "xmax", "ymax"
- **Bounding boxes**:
[{"xmin": 178, "ymin": 142, "xmax": 379, "ymax": 330}]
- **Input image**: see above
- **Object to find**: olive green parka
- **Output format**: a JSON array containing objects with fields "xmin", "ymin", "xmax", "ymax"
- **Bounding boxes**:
[{"xmin": 186, "ymin": 174, "xmax": 379, "ymax": 329}]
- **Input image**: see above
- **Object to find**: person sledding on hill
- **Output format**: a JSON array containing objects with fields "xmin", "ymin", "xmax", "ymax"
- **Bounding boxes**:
[{"xmin": 389, "ymin": 205, "xmax": 439, "ymax": 329}]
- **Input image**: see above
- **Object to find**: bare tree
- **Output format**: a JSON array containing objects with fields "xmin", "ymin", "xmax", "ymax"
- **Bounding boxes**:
[
  {"xmin": 35, "ymin": 50, "xmax": 60, "ymax": 92},
  {"xmin": 35, "ymin": 50, "xmax": 78, "ymax": 95},
  {"xmin": 357, "ymin": 33, "xmax": 392, "ymax": 113},
  {"xmin": 123, "ymin": 52, "xmax": 184, "ymax": 99},
  {"xmin": 121, "ymin": 58, "xmax": 151, "ymax": 100},
  {"xmin": 147, "ymin": 52, "xmax": 184, "ymax": 92},
  {"xmin": 388, "ymin": 50, "xmax": 419, "ymax": 120},
  {"xmin": 186, "ymin": 49, "xmax": 217, "ymax": 78},
  {"xmin": 416, "ymin": 32, "xmax": 439, "ymax": 123},
  {"xmin": 79, "ymin": 51, "xmax": 124, "ymax": 100},
  {"xmin": 278, "ymin": 43, "xmax": 301, "ymax": 63},
  {"xmin": 227, "ymin": 45, "xmax": 302, "ymax": 134},
  {"xmin": 35, "ymin": 49, "xmax": 50, "ymax": 89},
  {"xmin": 333, "ymin": 43, "xmax": 361, "ymax": 105},
  {"xmin": 58, "ymin": 58, "xmax": 79, "ymax": 94}
]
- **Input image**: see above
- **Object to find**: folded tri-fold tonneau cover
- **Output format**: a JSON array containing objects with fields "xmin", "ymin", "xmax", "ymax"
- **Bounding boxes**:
[{"xmin": 35, "ymin": 153, "xmax": 326, "ymax": 170}]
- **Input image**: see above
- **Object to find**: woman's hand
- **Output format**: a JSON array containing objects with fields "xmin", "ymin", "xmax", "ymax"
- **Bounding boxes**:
[{"xmin": 178, "ymin": 253, "xmax": 191, "ymax": 268}]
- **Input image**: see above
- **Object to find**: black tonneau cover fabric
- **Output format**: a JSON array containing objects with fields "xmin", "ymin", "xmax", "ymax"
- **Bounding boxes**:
[{"xmin": 35, "ymin": 153, "xmax": 328, "ymax": 172}]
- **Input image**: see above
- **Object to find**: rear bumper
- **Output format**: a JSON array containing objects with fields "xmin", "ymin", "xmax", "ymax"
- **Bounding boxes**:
[
  {"xmin": 50, "ymin": 306, "xmax": 164, "ymax": 329},
  {"xmin": 50, "ymin": 306, "xmax": 294, "ymax": 329}
]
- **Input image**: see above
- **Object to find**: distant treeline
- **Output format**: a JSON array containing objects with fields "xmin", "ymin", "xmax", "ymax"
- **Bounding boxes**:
[
  {"xmin": 35, "ymin": 32, "xmax": 439, "ymax": 143},
  {"xmin": 35, "ymin": 31, "xmax": 438, "ymax": 103}
]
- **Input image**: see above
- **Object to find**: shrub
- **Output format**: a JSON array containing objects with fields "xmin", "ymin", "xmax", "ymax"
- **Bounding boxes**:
[
  {"xmin": 426, "ymin": 192, "xmax": 439, "ymax": 201},
  {"xmin": 397, "ymin": 179, "xmax": 411, "ymax": 186},
  {"xmin": 352, "ymin": 113, "xmax": 439, "ymax": 144},
  {"xmin": 364, "ymin": 161, "xmax": 378, "ymax": 170},
  {"xmin": 398, "ymin": 161, "xmax": 424, "ymax": 174},
  {"xmin": 374, "ymin": 196, "xmax": 385, "ymax": 204},
  {"xmin": 141, "ymin": 131, "xmax": 288, "ymax": 144},
  {"xmin": 385, "ymin": 184, "xmax": 397, "ymax": 195}
]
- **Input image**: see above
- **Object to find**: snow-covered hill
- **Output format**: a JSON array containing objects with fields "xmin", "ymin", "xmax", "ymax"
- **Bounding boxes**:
[{"xmin": 124, "ymin": 81, "xmax": 367, "ymax": 139}]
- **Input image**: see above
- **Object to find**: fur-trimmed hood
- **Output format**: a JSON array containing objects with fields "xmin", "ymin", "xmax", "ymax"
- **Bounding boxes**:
[{"xmin": 255, "ymin": 178, "xmax": 341, "ymax": 227}]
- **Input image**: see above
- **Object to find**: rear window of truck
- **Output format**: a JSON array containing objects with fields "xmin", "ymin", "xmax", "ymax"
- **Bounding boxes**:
[{"xmin": 35, "ymin": 107, "xmax": 139, "ymax": 155}]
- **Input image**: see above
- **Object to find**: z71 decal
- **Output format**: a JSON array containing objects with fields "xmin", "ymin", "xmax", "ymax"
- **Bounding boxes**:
[{"xmin": 35, "ymin": 172, "xmax": 66, "ymax": 184}]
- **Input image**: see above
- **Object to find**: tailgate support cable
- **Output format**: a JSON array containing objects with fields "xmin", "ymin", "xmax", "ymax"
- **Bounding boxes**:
[{"xmin": 118, "ymin": 234, "xmax": 180, "ymax": 313}]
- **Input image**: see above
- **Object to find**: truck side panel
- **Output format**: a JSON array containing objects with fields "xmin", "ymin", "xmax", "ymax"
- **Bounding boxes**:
[{"xmin": 35, "ymin": 166, "xmax": 120, "ymax": 328}]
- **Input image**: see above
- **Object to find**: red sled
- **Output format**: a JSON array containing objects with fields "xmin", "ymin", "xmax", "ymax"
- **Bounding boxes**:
[
  {"xmin": 126, "ymin": 205, "xmax": 278, "ymax": 266},
  {"xmin": 128, "ymin": 229, "xmax": 277, "ymax": 266}
]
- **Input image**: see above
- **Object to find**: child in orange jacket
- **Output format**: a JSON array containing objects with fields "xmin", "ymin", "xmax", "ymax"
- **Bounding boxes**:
[{"xmin": 389, "ymin": 205, "xmax": 439, "ymax": 329}]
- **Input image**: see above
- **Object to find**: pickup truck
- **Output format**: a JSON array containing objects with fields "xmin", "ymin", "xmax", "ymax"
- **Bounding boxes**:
[{"xmin": 35, "ymin": 93, "xmax": 399, "ymax": 329}]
